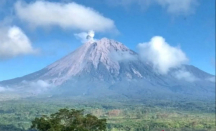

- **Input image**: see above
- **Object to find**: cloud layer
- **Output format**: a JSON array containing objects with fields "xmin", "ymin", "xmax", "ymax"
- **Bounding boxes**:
[
  {"xmin": 22, "ymin": 80, "xmax": 53, "ymax": 94},
  {"xmin": 15, "ymin": 1, "xmax": 116, "ymax": 32},
  {"xmin": 156, "ymin": 0, "xmax": 198, "ymax": 15},
  {"xmin": 206, "ymin": 77, "xmax": 215, "ymax": 83},
  {"xmin": 110, "ymin": 51, "xmax": 136, "ymax": 62},
  {"xmin": 174, "ymin": 70, "xmax": 197, "ymax": 82},
  {"xmin": 0, "ymin": 26, "xmax": 36, "ymax": 59},
  {"xmin": 107, "ymin": 0, "xmax": 198, "ymax": 15},
  {"xmin": 0, "ymin": 86, "xmax": 12, "ymax": 92},
  {"xmin": 138, "ymin": 36, "xmax": 188, "ymax": 74}
]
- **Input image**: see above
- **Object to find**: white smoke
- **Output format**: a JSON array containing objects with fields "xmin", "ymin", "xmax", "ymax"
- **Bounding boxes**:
[
  {"xmin": 74, "ymin": 30, "xmax": 96, "ymax": 43},
  {"xmin": 87, "ymin": 30, "xmax": 95, "ymax": 39}
]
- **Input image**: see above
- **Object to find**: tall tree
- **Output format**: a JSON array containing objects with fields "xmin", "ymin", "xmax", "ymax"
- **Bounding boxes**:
[{"xmin": 31, "ymin": 109, "xmax": 107, "ymax": 131}]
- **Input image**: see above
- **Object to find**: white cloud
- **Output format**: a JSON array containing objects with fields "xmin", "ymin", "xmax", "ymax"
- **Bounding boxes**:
[
  {"xmin": 110, "ymin": 51, "xmax": 136, "ymax": 62},
  {"xmin": 156, "ymin": 0, "xmax": 198, "ymax": 15},
  {"xmin": 31, "ymin": 80, "xmax": 53, "ymax": 94},
  {"xmin": 206, "ymin": 77, "xmax": 215, "ymax": 83},
  {"xmin": 107, "ymin": 0, "xmax": 198, "ymax": 15},
  {"xmin": 0, "ymin": 86, "xmax": 6, "ymax": 92},
  {"xmin": 74, "ymin": 30, "xmax": 96, "ymax": 43},
  {"xmin": 30, "ymin": 80, "xmax": 51, "ymax": 88},
  {"xmin": 15, "ymin": 1, "xmax": 116, "ymax": 32},
  {"xmin": 0, "ymin": 80, "xmax": 53, "ymax": 94},
  {"xmin": 0, "ymin": 26, "xmax": 37, "ymax": 59},
  {"xmin": 0, "ymin": 86, "xmax": 12, "ymax": 92},
  {"xmin": 22, "ymin": 80, "xmax": 53, "ymax": 94},
  {"xmin": 138, "ymin": 36, "xmax": 188, "ymax": 74},
  {"xmin": 174, "ymin": 70, "xmax": 198, "ymax": 82}
]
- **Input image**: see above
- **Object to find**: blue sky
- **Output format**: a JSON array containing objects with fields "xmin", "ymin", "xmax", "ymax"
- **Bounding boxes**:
[{"xmin": 0, "ymin": 0, "xmax": 215, "ymax": 81}]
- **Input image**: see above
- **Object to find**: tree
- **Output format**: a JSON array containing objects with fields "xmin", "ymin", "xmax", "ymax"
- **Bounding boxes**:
[{"xmin": 30, "ymin": 108, "xmax": 107, "ymax": 131}]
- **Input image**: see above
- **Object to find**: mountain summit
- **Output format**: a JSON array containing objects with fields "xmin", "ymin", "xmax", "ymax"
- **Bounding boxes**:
[
  {"xmin": 44, "ymin": 38, "xmax": 136, "ymax": 85},
  {"xmin": 0, "ymin": 38, "xmax": 215, "ymax": 100}
]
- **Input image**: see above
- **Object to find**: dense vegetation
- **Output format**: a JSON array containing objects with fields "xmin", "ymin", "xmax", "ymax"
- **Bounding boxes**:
[
  {"xmin": 0, "ymin": 98, "xmax": 215, "ymax": 131},
  {"xmin": 31, "ymin": 108, "xmax": 106, "ymax": 131}
]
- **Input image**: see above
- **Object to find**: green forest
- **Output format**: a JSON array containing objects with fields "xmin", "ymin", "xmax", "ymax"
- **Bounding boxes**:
[{"xmin": 0, "ymin": 98, "xmax": 215, "ymax": 131}]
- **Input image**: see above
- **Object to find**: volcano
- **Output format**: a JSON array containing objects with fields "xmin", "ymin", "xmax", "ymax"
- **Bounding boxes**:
[{"xmin": 0, "ymin": 38, "xmax": 215, "ymax": 100}]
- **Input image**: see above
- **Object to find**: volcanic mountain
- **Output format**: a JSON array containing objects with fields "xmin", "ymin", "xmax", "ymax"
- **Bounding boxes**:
[{"xmin": 0, "ymin": 38, "xmax": 215, "ymax": 100}]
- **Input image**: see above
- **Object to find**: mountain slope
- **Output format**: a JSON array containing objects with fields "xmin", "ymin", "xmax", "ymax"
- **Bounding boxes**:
[{"xmin": 0, "ymin": 38, "xmax": 215, "ymax": 100}]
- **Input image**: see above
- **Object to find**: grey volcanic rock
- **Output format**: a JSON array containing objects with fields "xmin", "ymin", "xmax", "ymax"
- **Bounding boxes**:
[{"xmin": 0, "ymin": 38, "xmax": 215, "ymax": 100}]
